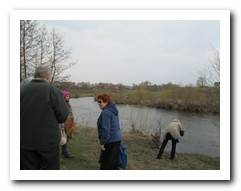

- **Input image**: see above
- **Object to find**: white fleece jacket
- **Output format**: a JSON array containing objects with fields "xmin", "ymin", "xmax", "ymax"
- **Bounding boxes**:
[{"xmin": 161, "ymin": 119, "xmax": 184, "ymax": 141}]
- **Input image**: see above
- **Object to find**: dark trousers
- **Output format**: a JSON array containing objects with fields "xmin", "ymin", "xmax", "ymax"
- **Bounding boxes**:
[
  {"xmin": 20, "ymin": 145, "xmax": 60, "ymax": 170},
  {"xmin": 99, "ymin": 141, "xmax": 120, "ymax": 170},
  {"xmin": 61, "ymin": 137, "xmax": 71, "ymax": 156},
  {"xmin": 61, "ymin": 144, "xmax": 69, "ymax": 155},
  {"xmin": 157, "ymin": 133, "xmax": 178, "ymax": 159}
]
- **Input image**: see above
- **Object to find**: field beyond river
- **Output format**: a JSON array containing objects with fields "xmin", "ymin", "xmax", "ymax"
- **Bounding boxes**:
[
  {"xmin": 60, "ymin": 126, "xmax": 220, "ymax": 170},
  {"xmin": 56, "ymin": 82, "xmax": 220, "ymax": 113}
]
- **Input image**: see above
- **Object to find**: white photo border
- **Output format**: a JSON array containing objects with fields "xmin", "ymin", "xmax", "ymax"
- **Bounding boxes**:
[{"xmin": 10, "ymin": 10, "xmax": 230, "ymax": 180}]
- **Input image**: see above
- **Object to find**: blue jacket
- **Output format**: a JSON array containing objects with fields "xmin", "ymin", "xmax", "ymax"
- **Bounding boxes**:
[{"xmin": 97, "ymin": 103, "xmax": 122, "ymax": 145}]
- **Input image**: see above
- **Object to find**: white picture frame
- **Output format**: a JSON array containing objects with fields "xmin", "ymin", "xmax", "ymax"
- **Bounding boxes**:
[{"xmin": 10, "ymin": 10, "xmax": 230, "ymax": 180}]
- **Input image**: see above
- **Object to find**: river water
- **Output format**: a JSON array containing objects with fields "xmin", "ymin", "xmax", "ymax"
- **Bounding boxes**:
[{"xmin": 70, "ymin": 97, "xmax": 220, "ymax": 157}]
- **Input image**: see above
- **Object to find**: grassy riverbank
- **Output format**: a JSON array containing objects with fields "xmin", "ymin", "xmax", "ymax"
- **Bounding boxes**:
[
  {"xmin": 60, "ymin": 126, "xmax": 220, "ymax": 170},
  {"xmin": 109, "ymin": 86, "xmax": 220, "ymax": 113},
  {"xmin": 56, "ymin": 82, "xmax": 219, "ymax": 113}
]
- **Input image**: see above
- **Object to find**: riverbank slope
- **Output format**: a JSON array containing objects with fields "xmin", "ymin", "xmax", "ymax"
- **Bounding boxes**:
[
  {"xmin": 55, "ymin": 82, "xmax": 220, "ymax": 113},
  {"xmin": 60, "ymin": 126, "xmax": 220, "ymax": 170}
]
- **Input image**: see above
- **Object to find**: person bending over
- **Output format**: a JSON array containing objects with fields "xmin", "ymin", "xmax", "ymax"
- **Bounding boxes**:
[{"xmin": 157, "ymin": 119, "xmax": 184, "ymax": 160}]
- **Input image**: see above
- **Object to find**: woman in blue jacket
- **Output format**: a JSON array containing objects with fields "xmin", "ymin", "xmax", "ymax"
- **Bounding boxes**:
[{"xmin": 97, "ymin": 94, "xmax": 122, "ymax": 170}]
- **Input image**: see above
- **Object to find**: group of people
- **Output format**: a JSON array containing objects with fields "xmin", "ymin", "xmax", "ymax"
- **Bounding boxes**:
[{"xmin": 20, "ymin": 65, "xmax": 184, "ymax": 170}]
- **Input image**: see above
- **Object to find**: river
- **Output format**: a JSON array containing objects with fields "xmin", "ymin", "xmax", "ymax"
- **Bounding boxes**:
[{"xmin": 70, "ymin": 97, "xmax": 220, "ymax": 157}]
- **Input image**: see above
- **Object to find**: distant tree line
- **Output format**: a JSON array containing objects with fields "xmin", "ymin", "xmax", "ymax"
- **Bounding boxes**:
[
  {"xmin": 54, "ymin": 80, "xmax": 220, "ymax": 113},
  {"xmin": 55, "ymin": 79, "xmax": 220, "ymax": 92}
]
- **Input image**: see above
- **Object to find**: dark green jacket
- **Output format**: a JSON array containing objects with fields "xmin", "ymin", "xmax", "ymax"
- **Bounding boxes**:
[{"xmin": 20, "ymin": 79, "xmax": 69, "ymax": 150}]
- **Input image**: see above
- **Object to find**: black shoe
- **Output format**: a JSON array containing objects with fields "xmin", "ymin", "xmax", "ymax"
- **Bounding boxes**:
[
  {"xmin": 61, "ymin": 144, "xmax": 74, "ymax": 159},
  {"xmin": 62, "ymin": 153, "xmax": 74, "ymax": 159},
  {"xmin": 157, "ymin": 155, "xmax": 162, "ymax": 159}
]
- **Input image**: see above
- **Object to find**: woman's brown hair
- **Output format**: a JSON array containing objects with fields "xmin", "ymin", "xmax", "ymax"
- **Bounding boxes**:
[{"xmin": 97, "ymin": 94, "xmax": 112, "ymax": 103}]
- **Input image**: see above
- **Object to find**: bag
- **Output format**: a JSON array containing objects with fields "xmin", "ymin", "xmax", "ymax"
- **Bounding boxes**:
[
  {"xmin": 59, "ymin": 126, "xmax": 67, "ymax": 146},
  {"xmin": 119, "ymin": 144, "xmax": 127, "ymax": 169},
  {"xmin": 64, "ymin": 116, "xmax": 76, "ymax": 139}
]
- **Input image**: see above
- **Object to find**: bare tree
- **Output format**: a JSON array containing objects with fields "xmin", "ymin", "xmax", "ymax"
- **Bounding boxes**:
[
  {"xmin": 37, "ymin": 25, "xmax": 51, "ymax": 66},
  {"xmin": 50, "ymin": 29, "xmax": 75, "ymax": 83},
  {"xmin": 210, "ymin": 48, "xmax": 220, "ymax": 83},
  {"xmin": 208, "ymin": 47, "xmax": 220, "ymax": 85},
  {"xmin": 139, "ymin": 81, "xmax": 152, "ymax": 87},
  {"xmin": 20, "ymin": 20, "xmax": 39, "ymax": 81},
  {"xmin": 196, "ymin": 76, "xmax": 208, "ymax": 87},
  {"xmin": 196, "ymin": 47, "xmax": 220, "ymax": 87},
  {"xmin": 20, "ymin": 22, "xmax": 76, "ymax": 82}
]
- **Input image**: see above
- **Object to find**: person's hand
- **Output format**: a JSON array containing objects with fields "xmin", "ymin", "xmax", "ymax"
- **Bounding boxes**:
[
  {"xmin": 180, "ymin": 130, "xmax": 184, "ymax": 136},
  {"xmin": 101, "ymin": 145, "xmax": 105, "ymax": 151}
]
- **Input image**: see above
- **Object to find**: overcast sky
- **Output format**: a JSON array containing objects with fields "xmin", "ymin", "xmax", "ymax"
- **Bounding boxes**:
[{"xmin": 39, "ymin": 20, "xmax": 219, "ymax": 86}]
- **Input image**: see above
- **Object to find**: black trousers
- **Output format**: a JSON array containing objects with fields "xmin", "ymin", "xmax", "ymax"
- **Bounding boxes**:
[
  {"xmin": 61, "ymin": 137, "xmax": 71, "ymax": 155},
  {"xmin": 157, "ymin": 133, "xmax": 178, "ymax": 159},
  {"xmin": 20, "ymin": 145, "xmax": 60, "ymax": 170},
  {"xmin": 99, "ymin": 141, "xmax": 120, "ymax": 170}
]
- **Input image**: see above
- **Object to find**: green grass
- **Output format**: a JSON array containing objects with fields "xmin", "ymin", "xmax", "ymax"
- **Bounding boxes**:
[{"xmin": 60, "ymin": 126, "xmax": 220, "ymax": 170}]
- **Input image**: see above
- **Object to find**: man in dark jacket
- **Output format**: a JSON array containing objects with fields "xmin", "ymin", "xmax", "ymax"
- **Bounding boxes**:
[{"xmin": 20, "ymin": 66, "xmax": 69, "ymax": 170}]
